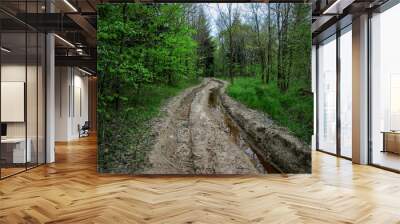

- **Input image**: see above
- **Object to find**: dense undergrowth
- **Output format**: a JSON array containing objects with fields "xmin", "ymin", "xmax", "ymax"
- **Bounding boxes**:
[
  {"xmin": 227, "ymin": 77, "xmax": 313, "ymax": 144},
  {"xmin": 98, "ymin": 78, "xmax": 200, "ymax": 173}
]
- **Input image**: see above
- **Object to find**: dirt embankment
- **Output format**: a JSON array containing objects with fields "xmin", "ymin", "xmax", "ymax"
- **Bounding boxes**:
[
  {"xmin": 143, "ymin": 78, "xmax": 311, "ymax": 174},
  {"xmin": 217, "ymin": 79, "xmax": 311, "ymax": 173}
]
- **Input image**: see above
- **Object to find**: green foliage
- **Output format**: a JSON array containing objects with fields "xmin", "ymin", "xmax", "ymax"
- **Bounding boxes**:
[
  {"xmin": 98, "ymin": 4, "xmax": 198, "ymax": 111},
  {"xmin": 97, "ymin": 3, "xmax": 200, "ymax": 172},
  {"xmin": 97, "ymin": 3, "xmax": 312, "ymax": 172},
  {"xmin": 227, "ymin": 77, "xmax": 313, "ymax": 144},
  {"xmin": 214, "ymin": 3, "xmax": 311, "ymax": 90},
  {"xmin": 192, "ymin": 6, "xmax": 215, "ymax": 77},
  {"xmin": 98, "ymin": 78, "xmax": 200, "ymax": 173},
  {"xmin": 217, "ymin": 3, "xmax": 312, "ymax": 143}
]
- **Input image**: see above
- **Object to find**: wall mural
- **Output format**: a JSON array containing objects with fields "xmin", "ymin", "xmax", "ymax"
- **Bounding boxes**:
[{"xmin": 97, "ymin": 3, "xmax": 312, "ymax": 174}]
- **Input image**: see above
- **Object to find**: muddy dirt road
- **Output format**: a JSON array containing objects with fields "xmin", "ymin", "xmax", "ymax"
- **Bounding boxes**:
[{"xmin": 143, "ymin": 79, "xmax": 266, "ymax": 174}]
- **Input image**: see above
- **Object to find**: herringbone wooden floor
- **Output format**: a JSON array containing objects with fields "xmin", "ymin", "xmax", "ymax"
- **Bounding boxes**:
[{"xmin": 1, "ymin": 136, "xmax": 400, "ymax": 224}]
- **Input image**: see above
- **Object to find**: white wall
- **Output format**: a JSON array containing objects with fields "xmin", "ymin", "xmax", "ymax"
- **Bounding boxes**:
[
  {"xmin": 71, "ymin": 72, "xmax": 89, "ymax": 138},
  {"xmin": 1, "ymin": 65, "xmax": 40, "ymax": 137},
  {"xmin": 55, "ymin": 66, "xmax": 70, "ymax": 141},
  {"xmin": 1, "ymin": 65, "xmax": 27, "ymax": 140},
  {"xmin": 1, "ymin": 63, "xmax": 46, "ymax": 164},
  {"xmin": 55, "ymin": 66, "xmax": 89, "ymax": 141}
]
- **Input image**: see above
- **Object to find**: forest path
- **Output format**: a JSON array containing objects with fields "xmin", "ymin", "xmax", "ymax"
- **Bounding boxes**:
[{"xmin": 144, "ymin": 79, "xmax": 263, "ymax": 174}]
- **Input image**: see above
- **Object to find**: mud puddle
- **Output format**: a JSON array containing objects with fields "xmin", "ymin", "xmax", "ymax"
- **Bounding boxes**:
[{"xmin": 208, "ymin": 86, "xmax": 277, "ymax": 174}]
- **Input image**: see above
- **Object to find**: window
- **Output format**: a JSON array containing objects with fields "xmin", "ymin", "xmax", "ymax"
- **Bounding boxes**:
[
  {"xmin": 339, "ymin": 26, "xmax": 352, "ymax": 158},
  {"xmin": 370, "ymin": 3, "xmax": 400, "ymax": 171},
  {"xmin": 317, "ymin": 35, "xmax": 337, "ymax": 154},
  {"xmin": 0, "ymin": 2, "xmax": 46, "ymax": 179}
]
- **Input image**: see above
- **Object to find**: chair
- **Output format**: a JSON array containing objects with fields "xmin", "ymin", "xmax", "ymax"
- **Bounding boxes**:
[{"xmin": 79, "ymin": 121, "xmax": 90, "ymax": 138}]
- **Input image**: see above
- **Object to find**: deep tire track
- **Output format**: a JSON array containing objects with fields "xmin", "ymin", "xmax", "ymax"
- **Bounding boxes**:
[{"xmin": 144, "ymin": 79, "xmax": 260, "ymax": 174}]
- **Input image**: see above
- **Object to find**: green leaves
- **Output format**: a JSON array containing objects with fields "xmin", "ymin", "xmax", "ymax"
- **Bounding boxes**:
[
  {"xmin": 98, "ymin": 3, "xmax": 198, "ymax": 101},
  {"xmin": 97, "ymin": 3, "xmax": 200, "ymax": 172}
]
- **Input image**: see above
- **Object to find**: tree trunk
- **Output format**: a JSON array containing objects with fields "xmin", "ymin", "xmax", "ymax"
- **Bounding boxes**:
[
  {"xmin": 252, "ymin": 4, "xmax": 265, "ymax": 83},
  {"xmin": 228, "ymin": 8, "xmax": 234, "ymax": 84},
  {"xmin": 282, "ymin": 5, "xmax": 291, "ymax": 91},
  {"xmin": 277, "ymin": 4, "xmax": 283, "ymax": 90},
  {"xmin": 229, "ymin": 29, "xmax": 234, "ymax": 84},
  {"xmin": 266, "ymin": 4, "xmax": 272, "ymax": 84}
]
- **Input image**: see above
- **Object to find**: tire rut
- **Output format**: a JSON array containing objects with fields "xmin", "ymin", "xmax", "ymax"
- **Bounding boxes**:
[{"xmin": 144, "ymin": 79, "xmax": 261, "ymax": 174}]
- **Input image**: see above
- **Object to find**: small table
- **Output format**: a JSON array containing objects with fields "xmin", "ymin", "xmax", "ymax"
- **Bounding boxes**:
[{"xmin": 381, "ymin": 131, "xmax": 400, "ymax": 154}]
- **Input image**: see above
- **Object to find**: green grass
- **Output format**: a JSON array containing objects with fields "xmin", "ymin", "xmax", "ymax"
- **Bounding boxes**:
[
  {"xmin": 226, "ymin": 77, "xmax": 313, "ymax": 144},
  {"xmin": 98, "ymin": 78, "xmax": 200, "ymax": 173},
  {"xmin": 128, "ymin": 78, "xmax": 200, "ymax": 124}
]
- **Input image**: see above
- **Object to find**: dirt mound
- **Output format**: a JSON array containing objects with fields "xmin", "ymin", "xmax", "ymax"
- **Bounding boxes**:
[{"xmin": 217, "ymin": 79, "xmax": 311, "ymax": 173}]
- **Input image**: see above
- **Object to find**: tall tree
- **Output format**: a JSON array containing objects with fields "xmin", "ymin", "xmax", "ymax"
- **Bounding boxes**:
[
  {"xmin": 266, "ymin": 4, "xmax": 272, "ymax": 84},
  {"xmin": 193, "ymin": 6, "xmax": 215, "ymax": 77},
  {"xmin": 216, "ymin": 3, "xmax": 236, "ymax": 83},
  {"xmin": 276, "ymin": 3, "xmax": 291, "ymax": 91},
  {"xmin": 250, "ymin": 3, "xmax": 266, "ymax": 82}
]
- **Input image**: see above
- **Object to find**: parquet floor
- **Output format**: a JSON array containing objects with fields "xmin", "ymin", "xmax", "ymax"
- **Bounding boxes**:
[{"xmin": 1, "ymin": 136, "xmax": 400, "ymax": 223}]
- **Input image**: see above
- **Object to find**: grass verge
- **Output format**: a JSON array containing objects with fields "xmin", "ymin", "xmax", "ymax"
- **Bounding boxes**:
[{"xmin": 226, "ymin": 77, "xmax": 313, "ymax": 144}]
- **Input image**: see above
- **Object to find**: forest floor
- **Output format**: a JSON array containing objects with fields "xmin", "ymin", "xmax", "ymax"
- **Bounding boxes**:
[{"xmin": 143, "ymin": 78, "xmax": 268, "ymax": 174}]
